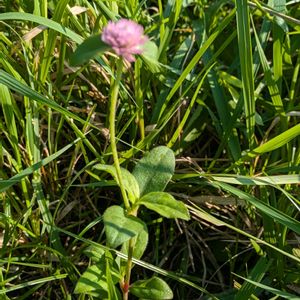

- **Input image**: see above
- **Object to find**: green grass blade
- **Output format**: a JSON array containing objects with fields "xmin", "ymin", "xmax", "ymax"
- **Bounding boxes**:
[
  {"xmin": 210, "ymin": 174, "xmax": 300, "ymax": 185},
  {"xmin": 0, "ymin": 274, "xmax": 68, "ymax": 295},
  {"xmin": 252, "ymin": 18, "xmax": 286, "ymax": 122},
  {"xmin": 0, "ymin": 70, "xmax": 97, "ymax": 129},
  {"xmin": 0, "ymin": 138, "xmax": 80, "ymax": 193},
  {"xmin": 235, "ymin": 0, "xmax": 256, "ymax": 149},
  {"xmin": 234, "ymin": 273, "xmax": 300, "ymax": 299},
  {"xmin": 235, "ymin": 256, "xmax": 272, "ymax": 300},
  {"xmin": 39, "ymin": 0, "xmax": 70, "ymax": 83},
  {"xmin": 151, "ymin": 8, "xmax": 236, "ymax": 123},
  {"xmin": 188, "ymin": 204, "xmax": 300, "ymax": 264},
  {"xmin": 240, "ymin": 123, "xmax": 300, "ymax": 161},
  {"xmin": 0, "ymin": 12, "xmax": 82, "ymax": 43},
  {"xmin": 213, "ymin": 181, "xmax": 300, "ymax": 235}
]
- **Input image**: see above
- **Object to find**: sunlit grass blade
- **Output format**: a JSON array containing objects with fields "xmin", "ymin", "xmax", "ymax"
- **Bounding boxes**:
[
  {"xmin": 0, "ymin": 12, "xmax": 82, "ymax": 43},
  {"xmin": 234, "ymin": 273, "xmax": 300, "ymax": 299},
  {"xmin": 0, "ymin": 138, "xmax": 80, "ymax": 193},
  {"xmin": 238, "ymin": 123, "xmax": 300, "ymax": 161},
  {"xmin": 188, "ymin": 204, "xmax": 300, "ymax": 264},
  {"xmin": 0, "ymin": 274, "xmax": 68, "ymax": 295},
  {"xmin": 0, "ymin": 70, "xmax": 97, "ymax": 128},
  {"xmin": 235, "ymin": 0, "xmax": 256, "ymax": 149},
  {"xmin": 252, "ymin": 18, "xmax": 286, "ymax": 122},
  {"xmin": 272, "ymin": 0, "xmax": 287, "ymax": 94},
  {"xmin": 235, "ymin": 256, "xmax": 272, "ymax": 300},
  {"xmin": 151, "ymin": 8, "xmax": 236, "ymax": 123},
  {"xmin": 212, "ymin": 181, "xmax": 300, "ymax": 235},
  {"xmin": 209, "ymin": 174, "xmax": 300, "ymax": 186},
  {"xmin": 39, "ymin": 0, "xmax": 70, "ymax": 83}
]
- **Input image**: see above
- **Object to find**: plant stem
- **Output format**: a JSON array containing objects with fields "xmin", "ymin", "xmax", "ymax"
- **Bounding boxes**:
[
  {"xmin": 123, "ymin": 238, "xmax": 135, "ymax": 300},
  {"xmin": 110, "ymin": 59, "xmax": 137, "ymax": 299},
  {"xmin": 109, "ymin": 58, "xmax": 130, "ymax": 210},
  {"xmin": 135, "ymin": 59, "xmax": 145, "ymax": 140}
]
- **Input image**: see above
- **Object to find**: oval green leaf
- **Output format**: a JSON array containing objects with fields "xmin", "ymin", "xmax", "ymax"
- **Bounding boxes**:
[
  {"xmin": 132, "ymin": 146, "xmax": 175, "ymax": 197},
  {"xmin": 93, "ymin": 164, "xmax": 140, "ymax": 204},
  {"xmin": 138, "ymin": 192, "xmax": 190, "ymax": 220},
  {"xmin": 74, "ymin": 252, "xmax": 120, "ymax": 295},
  {"xmin": 103, "ymin": 206, "xmax": 147, "ymax": 248},
  {"xmin": 70, "ymin": 35, "xmax": 110, "ymax": 66},
  {"xmin": 130, "ymin": 276, "xmax": 173, "ymax": 299},
  {"xmin": 121, "ymin": 224, "xmax": 148, "ymax": 260}
]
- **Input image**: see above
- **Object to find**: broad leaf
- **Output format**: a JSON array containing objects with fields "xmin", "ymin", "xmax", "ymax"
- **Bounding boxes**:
[
  {"xmin": 93, "ymin": 164, "xmax": 140, "ymax": 203},
  {"xmin": 103, "ymin": 206, "xmax": 146, "ymax": 248},
  {"xmin": 138, "ymin": 192, "xmax": 190, "ymax": 220},
  {"xmin": 74, "ymin": 251, "xmax": 120, "ymax": 295},
  {"xmin": 130, "ymin": 277, "xmax": 173, "ymax": 299},
  {"xmin": 84, "ymin": 245, "xmax": 106, "ymax": 263},
  {"xmin": 141, "ymin": 40, "xmax": 161, "ymax": 73},
  {"xmin": 121, "ymin": 223, "xmax": 148, "ymax": 260},
  {"xmin": 70, "ymin": 35, "xmax": 110, "ymax": 66},
  {"xmin": 132, "ymin": 146, "xmax": 175, "ymax": 196}
]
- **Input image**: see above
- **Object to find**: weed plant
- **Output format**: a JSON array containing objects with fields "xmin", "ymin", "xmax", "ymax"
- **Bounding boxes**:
[{"xmin": 0, "ymin": 0, "xmax": 300, "ymax": 299}]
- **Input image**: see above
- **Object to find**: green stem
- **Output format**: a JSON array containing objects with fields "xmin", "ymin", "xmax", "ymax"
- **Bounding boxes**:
[
  {"xmin": 123, "ymin": 238, "xmax": 135, "ymax": 300},
  {"xmin": 109, "ymin": 58, "xmax": 130, "ymax": 209},
  {"xmin": 134, "ymin": 60, "xmax": 145, "ymax": 140}
]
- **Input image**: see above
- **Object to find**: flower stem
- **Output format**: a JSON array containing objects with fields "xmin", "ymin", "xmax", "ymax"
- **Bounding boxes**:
[
  {"xmin": 109, "ymin": 58, "xmax": 130, "ymax": 210},
  {"xmin": 134, "ymin": 59, "xmax": 145, "ymax": 140}
]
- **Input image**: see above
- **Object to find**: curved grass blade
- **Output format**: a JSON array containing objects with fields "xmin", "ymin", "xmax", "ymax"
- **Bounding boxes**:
[
  {"xmin": 188, "ymin": 204, "xmax": 300, "ymax": 264},
  {"xmin": 213, "ymin": 181, "xmax": 300, "ymax": 235},
  {"xmin": 0, "ymin": 70, "xmax": 97, "ymax": 129},
  {"xmin": 234, "ymin": 273, "xmax": 300, "ymax": 299},
  {"xmin": 0, "ymin": 12, "xmax": 82, "ymax": 43},
  {"xmin": 0, "ymin": 274, "xmax": 67, "ymax": 295},
  {"xmin": 0, "ymin": 138, "xmax": 80, "ymax": 192}
]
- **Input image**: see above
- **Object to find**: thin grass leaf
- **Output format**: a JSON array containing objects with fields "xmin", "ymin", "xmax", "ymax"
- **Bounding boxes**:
[
  {"xmin": 213, "ymin": 181, "xmax": 300, "ymax": 235},
  {"xmin": 239, "ymin": 123, "xmax": 300, "ymax": 161},
  {"xmin": 39, "ymin": 0, "xmax": 70, "ymax": 83},
  {"xmin": 0, "ymin": 274, "xmax": 68, "ymax": 295},
  {"xmin": 235, "ymin": 256, "xmax": 272, "ymax": 300},
  {"xmin": 234, "ymin": 273, "xmax": 300, "ymax": 299},
  {"xmin": 0, "ymin": 12, "xmax": 82, "ymax": 43},
  {"xmin": 235, "ymin": 0, "xmax": 256, "ymax": 149},
  {"xmin": 151, "ymin": 8, "xmax": 236, "ymax": 123},
  {"xmin": 0, "ymin": 70, "xmax": 97, "ymax": 129},
  {"xmin": 210, "ymin": 174, "xmax": 300, "ymax": 185},
  {"xmin": 0, "ymin": 138, "xmax": 80, "ymax": 192},
  {"xmin": 188, "ymin": 205, "xmax": 300, "ymax": 264}
]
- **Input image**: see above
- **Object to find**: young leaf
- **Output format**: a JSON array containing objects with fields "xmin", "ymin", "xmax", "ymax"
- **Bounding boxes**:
[
  {"xmin": 70, "ymin": 35, "xmax": 110, "ymax": 66},
  {"xmin": 103, "ymin": 206, "xmax": 147, "ymax": 248},
  {"xmin": 138, "ymin": 192, "xmax": 190, "ymax": 220},
  {"xmin": 93, "ymin": 164, "xmax": 140, "ymax": 203},
  {"xmin": 129, "ymin": 277, "xmax": 173, "ymax": 299},
  {"xmin": 132, "ymin": 146, "xmax": 175, "ymax": 196}
]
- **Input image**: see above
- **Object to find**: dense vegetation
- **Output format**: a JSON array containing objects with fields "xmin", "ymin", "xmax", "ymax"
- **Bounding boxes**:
[{"xmin": 0, "ymin": 0, "xmax": 300, "ymax": 299}]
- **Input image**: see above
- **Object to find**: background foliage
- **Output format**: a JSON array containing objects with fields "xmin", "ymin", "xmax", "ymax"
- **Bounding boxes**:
[{"xmin": 0, "ymin": 0, "xmax": 300, "ymax": 299}]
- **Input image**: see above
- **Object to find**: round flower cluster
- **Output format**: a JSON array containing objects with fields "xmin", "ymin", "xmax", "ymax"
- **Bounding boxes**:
[{"xmin": 101, "ymin": 19, "xmax": 148, "ymax": 62}]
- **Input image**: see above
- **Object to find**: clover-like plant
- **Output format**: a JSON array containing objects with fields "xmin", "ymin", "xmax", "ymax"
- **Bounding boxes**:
[{"xmin": 70, "ymin": 19, "xmax": 190, "ymax": 300}]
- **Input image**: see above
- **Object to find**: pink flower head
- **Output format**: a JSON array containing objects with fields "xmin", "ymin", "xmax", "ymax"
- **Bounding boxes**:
[{"xmin": 101, "ymin": 19, "xmax": 148, "ymax": 62}]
